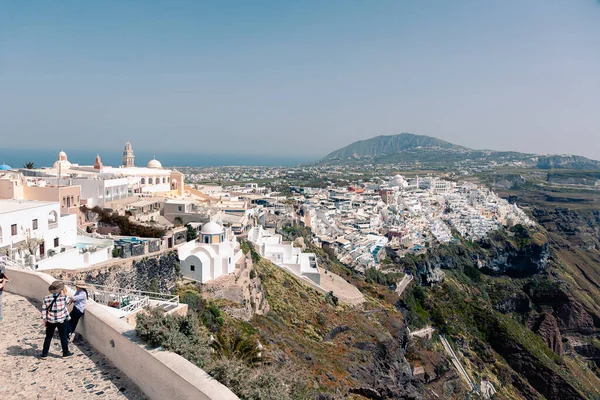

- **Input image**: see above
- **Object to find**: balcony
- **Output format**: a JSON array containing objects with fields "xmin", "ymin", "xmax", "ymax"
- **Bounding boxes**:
[{"xmin": 48, "ymin": 222, "xmax": 59, "ymax": 230}]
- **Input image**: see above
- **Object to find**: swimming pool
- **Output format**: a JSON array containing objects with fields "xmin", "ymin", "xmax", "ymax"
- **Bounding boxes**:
[{"xmin": 74, "ymin": 242, "xmax": 94, "ymax": 250}]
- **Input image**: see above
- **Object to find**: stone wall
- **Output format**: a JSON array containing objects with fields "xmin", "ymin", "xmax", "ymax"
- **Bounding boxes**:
[{"xmin": 54, "ymin": 251, "xmax": 180, "ymax": 293}]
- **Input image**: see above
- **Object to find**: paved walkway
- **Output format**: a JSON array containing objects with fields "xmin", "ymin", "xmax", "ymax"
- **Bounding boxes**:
[
  {"xmin": 439, "ymin": 334, "xmax": 476, "ymax": 391},
  {"xmin": 395, "ymin": 273, "xmax": 414, "ymax": 296},
  {"xmin": 0, "ymin": 292, "xmax": 147, "ymax": 400}
]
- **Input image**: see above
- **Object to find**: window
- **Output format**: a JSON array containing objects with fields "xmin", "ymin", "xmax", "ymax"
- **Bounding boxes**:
[
  {"xmin": 178, "ymin": 206, "xmax": 183, "ymax": 212},
  {"xmin": 204, "ymin": 236, "xmax": 209, "ymax": 243},
  {"xmin": 190, "ymin": 265, "xmax": 195, "ymax": 272},
  {"xmin": 33, "ymin": 219, "xmax": 38, "ymax": 230},
  {"xmin": 54, "ymin": 237, "xmax": 59, "ymax": 247},
  {"xmin": 11, "ymin": 224, "xmax": 17, "ymax": 236}
]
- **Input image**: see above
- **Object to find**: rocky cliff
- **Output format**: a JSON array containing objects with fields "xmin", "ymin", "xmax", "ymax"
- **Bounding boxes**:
[{"xmin": 387, "ymin": 229, "xmax": 550, "ymax": 285}]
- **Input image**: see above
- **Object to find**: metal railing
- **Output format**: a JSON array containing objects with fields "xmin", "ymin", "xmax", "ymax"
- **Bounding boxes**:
[
  {"xmin": 2, "ymin": 257, "xmax": 33, "ymax": 270},
  {"xmin": 64, "ymin": 281, "xmax": 179, "ymax": 314},
  {"xmin": 120, "ymin": 296, "xmax": 151, "ymax": 314}
]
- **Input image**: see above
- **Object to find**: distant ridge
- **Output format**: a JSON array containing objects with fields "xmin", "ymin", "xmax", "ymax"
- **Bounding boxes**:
[
  {"xmin": 322, "ymin": 133, "xmax": 468, "ymax": 160},
  {"xmin": 321, "ymin": 132, "xmax": 600, "ymax": 170}
]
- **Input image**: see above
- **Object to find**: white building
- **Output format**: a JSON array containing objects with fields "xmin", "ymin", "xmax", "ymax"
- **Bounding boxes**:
[
  {"xmin": 0, "ymin": 200, "xmax": 77, "ymax": 264},
  {"xmin": 177, "ymin": 222, "xmax": 243, "ymax": 283},
  {"xmin": 21, "ymin": 146, "xmax": 185, "ymax": 207},
  {"xmin": 247, "ymin": 226, "xmax": 320, "ymax": 285}
]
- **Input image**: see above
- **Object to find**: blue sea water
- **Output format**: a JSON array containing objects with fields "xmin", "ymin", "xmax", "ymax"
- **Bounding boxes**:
[{"xmin": 0, "ymin": 148, "xmax": 316, "ymax": 168}]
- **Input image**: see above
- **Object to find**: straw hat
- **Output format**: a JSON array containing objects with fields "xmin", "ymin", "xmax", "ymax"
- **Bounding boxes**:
[
  {"xmin": 75, "ymin": 280, "xmax": 87, "ymax": 289},
  {"xmin": 48, "ymin": 280, "xmax": 64, "ymax": 294}
]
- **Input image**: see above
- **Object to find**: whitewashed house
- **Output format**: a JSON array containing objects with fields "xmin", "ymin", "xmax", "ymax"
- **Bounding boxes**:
[
  {"xmin": 0, "ymin": 199, "xmax": 77, "ymax": 264},
  {"xmin": 178, "ymin": 222, "xmax": 243, "ymax": 283}
]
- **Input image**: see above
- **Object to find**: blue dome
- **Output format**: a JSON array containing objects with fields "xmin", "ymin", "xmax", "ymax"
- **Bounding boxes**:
[{"xmin": 0, "ymin": 164, "xmax": 12, "ymax": 171}]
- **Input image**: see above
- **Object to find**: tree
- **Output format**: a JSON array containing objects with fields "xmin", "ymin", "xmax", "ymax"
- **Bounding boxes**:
[
  {"xmin": 186, "ymin": 224, "xmax": 198, "ymax": 242},
  {"xmin": 23, "ymin": 161, "xmax": 35, "ymax": 169},
  {"xmin": 147, "ymin": 278, "xmax": 159, "ymax": 293}
]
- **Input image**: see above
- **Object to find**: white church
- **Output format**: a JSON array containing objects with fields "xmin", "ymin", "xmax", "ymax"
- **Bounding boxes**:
[{"xmin": 177, "ymin": 221, "xmax": 244, "ymax": 283}]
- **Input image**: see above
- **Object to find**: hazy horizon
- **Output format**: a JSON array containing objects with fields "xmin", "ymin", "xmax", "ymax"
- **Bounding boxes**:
[{"xmin": 1, "ymin": 1, "xmax": 599, "ymax": 159}]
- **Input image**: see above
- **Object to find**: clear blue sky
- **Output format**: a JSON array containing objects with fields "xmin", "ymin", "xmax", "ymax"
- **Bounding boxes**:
[{"xmin": 1, "ymin": 0, "xmax": 599, "ymax": 160}]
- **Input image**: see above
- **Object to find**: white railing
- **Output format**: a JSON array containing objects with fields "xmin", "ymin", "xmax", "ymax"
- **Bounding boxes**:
[
  {"xmin": 1, "ymin": 257, "xmax": 32, "ymax": 270},
  {"xmin": 64, "ymin": 281, "xmax": 179, "ymax": 316},
  {"xmin": 48, "ymin": 222, "xmax": 59, "ymax": 229},
  {"xmin": 120, "ymin": 296, "xmax": 151, "ymax": 314}
]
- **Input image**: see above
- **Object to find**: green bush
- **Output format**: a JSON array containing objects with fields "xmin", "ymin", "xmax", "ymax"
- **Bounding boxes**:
[
  {"xmin": 364, "ymin": 268, "xmax": 403, "ymax": 289},
  {"xmin": 211, "ymin": 332, "xmax": 261, "ymax": 365},
  {"xmin": 186, "ymin": 224, "xmax": 198, "ymax": 241},
  {"xmin": 179, "ymin": 290, "xmax": 224, "ymax": 332},
  {"xmin": 135, "ymin": 307, "xmax": 211, "ymax": 367},
  {"xmin": 207, "ymin": 358, "xmax": 309, "ymax": 400},
  {"xmin": 201, "ymin": 303, "xmax": 225, "ymax": 332}
]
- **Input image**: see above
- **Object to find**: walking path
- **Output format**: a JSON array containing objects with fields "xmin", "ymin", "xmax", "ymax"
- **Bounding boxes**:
[
  {"xmin": 396, "ymin": 273, "xmax": 414, "ymax": 296},
  {"xmin": 0, "ymin": 292, "xmax": 147, "ymax": 400},
  {"xmin": 439, "ymin": 334, "xmax": 476, "ymax": 390},
  {"xmin": 409, "ymin": 325, "xmax": 435, "ymax": 339}
]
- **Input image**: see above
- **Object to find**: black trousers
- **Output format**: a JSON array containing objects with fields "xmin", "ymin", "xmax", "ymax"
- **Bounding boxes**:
[
  {"xmin": 42, "ymin": 321, "xmax": 69, "ymax": 356},
  {"xmin": 68, "ymin": 308, "xmax": 84, "ymax": 334}
]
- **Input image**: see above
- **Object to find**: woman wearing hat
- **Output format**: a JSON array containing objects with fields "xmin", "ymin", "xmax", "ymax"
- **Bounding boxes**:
[
  {"xmin": 68, "ymin": 280, "xmax": 88, "ymax": 340},
  {"xmin": 41, "ymin": 280, "xmax": 73, "ymax": 359}
]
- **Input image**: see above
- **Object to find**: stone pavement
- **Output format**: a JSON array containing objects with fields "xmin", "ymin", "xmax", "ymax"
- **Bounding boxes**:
[{"xmin": 0, "ymin": 292, "xmax": 147, "ymax": 400}]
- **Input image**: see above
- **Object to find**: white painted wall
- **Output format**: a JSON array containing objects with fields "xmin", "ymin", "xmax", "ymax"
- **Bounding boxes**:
[
  {"xmin": 36, "ymin": 247, "xmax": 81, "ymax": 270},
  {"xmin": 0, "ymin": 200, "xmax": 76, "ymax": 255}
]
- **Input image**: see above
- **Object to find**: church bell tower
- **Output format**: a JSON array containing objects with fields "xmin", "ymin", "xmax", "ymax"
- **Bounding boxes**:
[{"xmin": 122, "ymin": 141, "xmax": 135, "ymax": 167}]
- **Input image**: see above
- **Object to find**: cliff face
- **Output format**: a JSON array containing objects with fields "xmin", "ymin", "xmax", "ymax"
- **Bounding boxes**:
[
  {"xmin": 526, "ymin": 313, "xmax": 564, "ymax": 356},
  {"xmin": 388, "ymin": 231, "xmax": 550, "ymax": 285}
]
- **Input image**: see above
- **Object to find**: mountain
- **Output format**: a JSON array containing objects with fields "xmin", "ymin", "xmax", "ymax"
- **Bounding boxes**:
[
  {"xmin": 322, "ymin": 133, "xmax": 467, "ymax": 160},
  {"xmin": 321, "ymin": 133, "xmax": 600, "ymax": 170}
]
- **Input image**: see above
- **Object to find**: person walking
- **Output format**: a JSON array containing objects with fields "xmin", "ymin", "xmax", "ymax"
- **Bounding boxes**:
[
  {"xmin": 68, "ymin": 280, "xmax": 88, "ymax": 340},
  {"xmin": 0, "ymin": 263, "xmax": 8, "ymax": 322},
  {"xmin": 40, "ymin": 280, "xmax": 73, "ymax": 359}
]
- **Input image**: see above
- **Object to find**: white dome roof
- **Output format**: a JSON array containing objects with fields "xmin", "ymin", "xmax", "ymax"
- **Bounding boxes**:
[
  {"xmin": 58, "ymin": 151, "xmax": 67, "ymax": 158},
  {"xmin": 147, "ymin": 159, "xmax": 162, "ymax": 169},
  {"xmin": 201, "ymin": 221, "xmax": 224, "ymax": 235},
  {"xmin": 389, "ymin": 174, "xmax": 406, "ymax": 186}
]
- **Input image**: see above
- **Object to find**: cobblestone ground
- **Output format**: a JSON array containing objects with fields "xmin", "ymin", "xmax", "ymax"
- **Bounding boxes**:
[{"xmin": 0, "ymin": 292, "xmax": 147, "ymax": 400}]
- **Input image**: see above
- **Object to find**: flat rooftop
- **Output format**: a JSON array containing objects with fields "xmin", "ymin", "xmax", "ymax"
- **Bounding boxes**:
[{"xmin": 0, "ymin": 199, "xmax": 57, "ymax": 214}]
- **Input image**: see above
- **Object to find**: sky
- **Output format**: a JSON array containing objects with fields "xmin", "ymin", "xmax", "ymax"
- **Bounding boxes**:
[{"xmin": 1, "ymin": 0, "xmax": 599, "ymax": 161}]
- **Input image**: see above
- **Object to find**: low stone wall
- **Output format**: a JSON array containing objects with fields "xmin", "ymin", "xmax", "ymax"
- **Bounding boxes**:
[
  {"xmin": 5, "ymin": 267, "xmax": 239, "ymax": 400},
  {"xmin": 51, "ymin": 251, "xmax": 180, "ymax": 293}
]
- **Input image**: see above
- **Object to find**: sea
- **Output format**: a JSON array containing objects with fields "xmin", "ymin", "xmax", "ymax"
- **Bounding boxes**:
[{"xmin": 0, "ymin": 148, "xmax": 316, "ymax": 169}]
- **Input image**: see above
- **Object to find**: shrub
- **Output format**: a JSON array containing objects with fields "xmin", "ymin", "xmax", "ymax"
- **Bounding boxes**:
[
  {"xmin": 201, "ymin": 303, "xmax": 225, "ymax": 332},
  {"xmin": 181, "ymin": 290, "xmax": 203, "ymax": 310},
  {"xmin": 186, "ymin": 224, "xmax": 198, "ymax": 241},
  {"xmin": 135, "ymin": 307, "xmax": 211, "ymax": 367},
  {"xmin": 207, "ymin": 358, "xmax": 308, "ymax": 400},
  {"xmin": 211, "ymin": 332, "xmax": 261, "ymax": 365},
  {"xmin": 249, "ymin": 269, "xmax": 256, "ymax": 279}
]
